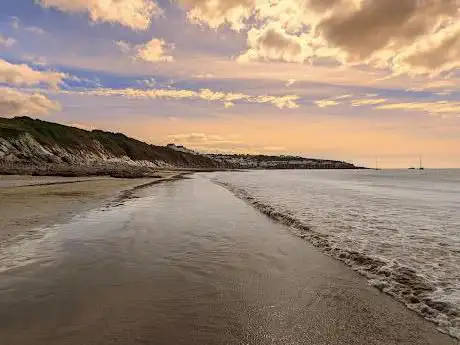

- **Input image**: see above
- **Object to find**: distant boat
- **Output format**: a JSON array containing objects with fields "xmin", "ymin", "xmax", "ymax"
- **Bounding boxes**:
[
  {"xmin": 419, "ymin": 156, "xmax": 424, "ymax": 170},
  {"xmin": 409, "ymin": 157, "xmax": 424, "ymax": 170}
]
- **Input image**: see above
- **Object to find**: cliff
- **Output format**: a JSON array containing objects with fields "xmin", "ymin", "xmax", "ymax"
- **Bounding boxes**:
[
  {"xmin": 0, "ymin": 117, "xmax": 359, "ymax": 177},
  {"xmin": 0, "ymin": 117, "xmax": 220, "ymax": 176}
]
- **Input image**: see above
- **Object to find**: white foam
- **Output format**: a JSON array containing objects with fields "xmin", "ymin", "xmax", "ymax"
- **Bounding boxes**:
[{"xmin": 213, "ymin": 170, "xmax": 460, "ymax": 339}]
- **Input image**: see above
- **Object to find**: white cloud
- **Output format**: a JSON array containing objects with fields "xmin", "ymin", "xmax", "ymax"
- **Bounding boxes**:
[
  {"xmin": 0, "ymin": 59, "xmax": 65, "ymax": 88},
  {"xmin": 0, "ymin": 87, "xmax": 61, "ymax": 117},
  {"xmin": 37, "ymin": 0, "xmax": 161, "ymax": 30},
  {"xmin": 116, "ymin": 38, "xmax": 174, "ymax": 63},
  {"xmin": 136, "ymin": 38, "xmax": 174, "ymax": 63},
  {"xmin": 0, "ymin": 34, "xmax": 16, "ymax": 48},
  {"xmin": 335, "ymin": 94, "xmax": 353, "ymax": 99},
  {"xmin": 351, "ymin": 98, "xmax": 386, "ymax": 107},
  {"xmin": 59, "ymin": 87, "xmax": 300, "ymax": 109},
  {"xmin": 315, "ymin": 99, "xmax": 340, "ymax": 108},
  {"xmin": 253, "ymin": 94, "xmax": 299, "ymax": 109}
]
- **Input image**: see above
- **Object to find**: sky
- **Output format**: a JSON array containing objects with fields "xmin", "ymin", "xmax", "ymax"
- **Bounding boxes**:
[{"xmin": 0, "ymin": 0, "xmax": 460, "ymax": 168}]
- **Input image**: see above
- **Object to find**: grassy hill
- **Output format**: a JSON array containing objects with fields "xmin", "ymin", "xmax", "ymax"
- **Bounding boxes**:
[{"xmin": 0, "ymin": 117, "xmax": 221, "ymax": 176}]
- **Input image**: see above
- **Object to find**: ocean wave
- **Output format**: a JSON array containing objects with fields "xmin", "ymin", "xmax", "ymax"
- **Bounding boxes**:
[{"xmin": 215, "ymin": 180, "xmax": 460, "ymax": 339}]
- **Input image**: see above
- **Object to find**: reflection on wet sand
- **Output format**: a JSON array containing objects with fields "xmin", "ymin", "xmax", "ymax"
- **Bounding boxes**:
[{"xmin": 0, "ymin": 176, "xmax": 456, "ymax": 345}]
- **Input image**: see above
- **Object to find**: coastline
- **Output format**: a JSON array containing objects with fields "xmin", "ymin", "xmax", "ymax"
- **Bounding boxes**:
[
  {"xmin": 0, "ymin": 175, "xmax": 455, "ymax": 345},
  {"xmin": 0, "ymin": 171, "xmax": 187, "ymax": 245},
  {"xmin": 213, "ymin": 171, "xmax": 460, "ymax": 341}
]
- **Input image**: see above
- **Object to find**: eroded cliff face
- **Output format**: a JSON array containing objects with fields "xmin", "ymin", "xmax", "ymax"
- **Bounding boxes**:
[
  {"xmin": 0, "ymin": 133, "xmax": 171, "ymax": 168},
  {"xmin": 0, "ymin": 117, "xmax": 223, "ymax": 176}
]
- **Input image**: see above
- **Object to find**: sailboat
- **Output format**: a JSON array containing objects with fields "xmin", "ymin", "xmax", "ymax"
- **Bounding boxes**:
[
  {"xmin": 419, "ymin": 156, "xmax": 424, "ymax": 170},
  {"xmin": 409, "ymin": 156, "xmax": 424, "ymax": 170}
]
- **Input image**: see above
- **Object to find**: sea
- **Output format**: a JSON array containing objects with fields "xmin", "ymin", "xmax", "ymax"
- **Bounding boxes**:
[{"xmin": 213, "ymin": 169, "xmax": 460, "ymax": 338}]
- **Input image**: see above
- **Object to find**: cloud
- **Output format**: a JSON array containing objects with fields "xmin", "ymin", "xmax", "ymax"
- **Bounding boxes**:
[
  {"xmin": 166, "ymin": 132, "xmax": 252, "ymax": 152},
  {"xmin": 408, "ymin": 80, "xmax": 456, "ymax": 92},
  {"xmin": 0, "ymin": 59, "xmax": 66, "ymax": 88},
  {"xmin": 0, "ymin": 87, "xmax": 61, "ymax": 117},
  {"xmin": 434, "ymin": 90, "xmax": 454, "ymax": 96},
  {"xmin": 10, "ymin": 16, "xmax": 46, "ymax": 34},
  {"xmin": 116, "ymin": 38, "xmax": 174, "ymax": 63},
  {"xmin": 238, "ymin": 23, "xmax": 312, "ymax": 63},
  {"xmin": 315, "ymin": 99, "xmax": 340, "ymax": 108},
  {"xmin": 335, "ymin": 94, "xmax": 353, "ymax": 99},
  {"xmin": 315, "ymin": 96, "xmax": 386, "ymax": 108},
  {"xmin": 179, "ymin": 0, "xmax": 460, "ymax": 75},
  {"xmin": 178, "ymin": 0, "xmax": 255, "ymax": 31},
  {"xmin": 285, "ymin": 79, "xmax": 296, "ymax": 87},
  {"xmin": 136, "ymin": 38, "xmax": 174, "ymax": 63},
  {"xmin": 21, "ymin": 55, "xmax": 48, "ymax": 66},
  {"xmin": 37, "ymin": 0, "xmax": 161, "ymax": 30},
  {"xmin": 193, "ymin": 73, "xmax": 215, "ymax": 79},
  {"xmin": 25, "ymin": 26, "xmax": 46, "ymax": 35},
  {"xmin": 114, "ymin": 40, "xmax": 132, "ymax": 53},
  {"xmin": 168, "ymin": 132, "xmax": 231, "ymax": 143},
  {"xmin": 376, "ymin": 101, "xmax": 460, "ymax": 118},
  {"xmin": 351, "ymin": 98, "xmax": 386, "ymax": 107},
  {"xmin": 59, "ymin": 87, "xmax": 300, "ymax": 109},
  {"xmin": 137, "ymin": 77, "xmax": 157, "ymax": 87},
  {"xmin": 392, "ymin": 23, "xmax": 460, "ymax": 75},
  {"xmin": 253, "ymin": 94, "xmax": 299, "ymax": 109},
  {"xmin": 0, "ymin": 34, "xmax": 16, "ymax": 48},
  {"xmin": 166, "ymin": 132, "xmax": 289, "ymax": 154}
]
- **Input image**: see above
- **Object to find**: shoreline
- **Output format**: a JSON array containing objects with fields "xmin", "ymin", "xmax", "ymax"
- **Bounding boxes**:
[
  {"xmin": 0, "ymin": 175, "xmax": 455, "ymax": 345},
  {"xmin": 0, "ymin": 172, "xmax": 188, "ymax": 246},
  {"xmin": 214, "ymin": 174, "xmax": 460, "ymax": 341}
]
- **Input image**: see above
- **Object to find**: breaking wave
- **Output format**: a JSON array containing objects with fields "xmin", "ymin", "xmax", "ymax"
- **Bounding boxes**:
[{"xmin": 215, "ymin": 178, "xmax": 460, "ymax": 339}]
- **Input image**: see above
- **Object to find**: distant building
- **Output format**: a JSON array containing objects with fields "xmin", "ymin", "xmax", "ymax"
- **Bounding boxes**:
[{"xmin": 166, "ymin": 144, "xmax": 197, "ymax": 155}]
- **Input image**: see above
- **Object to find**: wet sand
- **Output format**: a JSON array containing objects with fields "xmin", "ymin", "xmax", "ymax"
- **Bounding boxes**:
[
  {"xmin": 0, "ymin": 172, "xmax": 183, "ymax": 244},
  {"xmin": 0, "ymin": 175, "xmax": 457, "ymax": 344}
]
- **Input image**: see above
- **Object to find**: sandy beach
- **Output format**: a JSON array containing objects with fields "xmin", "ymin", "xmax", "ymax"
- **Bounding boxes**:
[
  {"xmin": 0, "ymin": 174, "xmax": 457, "ymax": 345},
  {"xmin": 0, "ymin": 172, "xmax": 184, "ymax": 245}
]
